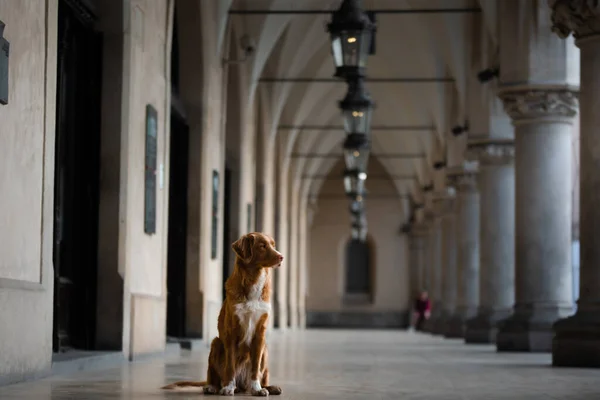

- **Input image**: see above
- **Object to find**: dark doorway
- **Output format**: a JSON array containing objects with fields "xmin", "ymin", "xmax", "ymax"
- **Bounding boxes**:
[
  {"xmin": 165, "ymin": 5, "xmax": 190, "ymax": 339},
  {"xmin": 222, "ymin": 167, "xmax": 233, "ymax": 301},
  {"xmin": 166, "ymin": 109, "xmax": 189, "ymax": 338},
  {"xmin": 344, "ymin": 239, "xmax": 372, "ymax": 304},
  {"xmin": 52, "ymin": 0, "xmax": 103, "ymax": 352}
]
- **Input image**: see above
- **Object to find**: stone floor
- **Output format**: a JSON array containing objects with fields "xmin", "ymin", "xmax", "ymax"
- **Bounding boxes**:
[{"xmin": 1, "ymin": 330, "xmax": 600, "ymax": 399}]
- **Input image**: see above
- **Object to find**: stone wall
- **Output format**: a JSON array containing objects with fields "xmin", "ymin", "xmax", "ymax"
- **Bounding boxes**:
[{"xmin": 0, "ymin": 0, "xmax": 57, "ymax": 384}]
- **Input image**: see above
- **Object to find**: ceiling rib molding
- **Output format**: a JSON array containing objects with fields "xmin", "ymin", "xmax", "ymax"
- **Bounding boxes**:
[
  {"xmin": 279, "ymin": 125, "xmax": 434, "ymax": 131},
  {"xmin": 291, "ymin": 153, "xmax": 426, "ymax": 159},
  {"xmin": 260, "ymin": 77, "xmax": 454, "ymax": 83},
  {"xmin": 229, "ymin": 8, "xmax": 482, "ymax": 15}
]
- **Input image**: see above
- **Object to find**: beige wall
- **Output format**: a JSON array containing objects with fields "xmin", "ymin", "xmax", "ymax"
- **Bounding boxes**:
[
  {"xmin": 307, "ymin": 158, "xmax": 411, "ymax": 325},
  {"xmin": 0, "ymin": 0, "xmax": 57, "ymax": 384}
]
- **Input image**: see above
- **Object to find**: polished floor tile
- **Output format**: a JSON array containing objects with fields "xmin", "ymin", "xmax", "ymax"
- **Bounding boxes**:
[{"xmin": 1, "ymin": 330, "xmax": 599, "ymax": 399}]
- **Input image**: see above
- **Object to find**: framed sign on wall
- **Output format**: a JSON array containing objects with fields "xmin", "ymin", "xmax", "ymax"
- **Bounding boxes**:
[
  {"xmin": 211, "ymin": 169, "xmax": 219, "ymax": 259},
  {"xmin": 144, "ymin": 104, "xmax": 158, "ymax": 235},
  {"xmin": 247, "ymin": 203, "xmax": 252, "ymax": 233}
]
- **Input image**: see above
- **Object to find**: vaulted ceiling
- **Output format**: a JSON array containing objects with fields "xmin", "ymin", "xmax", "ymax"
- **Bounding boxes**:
[{"xmin": 226, "ymin": 0, "xmax": 498, "ymax": 208}]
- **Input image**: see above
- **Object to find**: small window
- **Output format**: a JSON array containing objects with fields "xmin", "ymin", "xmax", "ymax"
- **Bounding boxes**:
[{"xmin": 344, "ymin": 238, "xmax": 373, "ymax": 305}]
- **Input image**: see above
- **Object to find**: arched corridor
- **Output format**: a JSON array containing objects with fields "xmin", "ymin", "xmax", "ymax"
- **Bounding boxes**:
[{"xmin": 1, "ymin": 0, "xmax": 600, "ymax": 395}]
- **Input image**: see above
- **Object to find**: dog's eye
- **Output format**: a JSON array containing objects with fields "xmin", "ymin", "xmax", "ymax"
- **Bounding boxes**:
[{"xmin": 259, "ymin": 243, "xmax": 266, "ymax": 249}]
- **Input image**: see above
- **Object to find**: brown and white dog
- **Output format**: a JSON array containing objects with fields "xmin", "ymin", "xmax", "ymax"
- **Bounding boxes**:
[{"xmin": 162, "ymin": 232, "xmax": 283, "ymax": 396}]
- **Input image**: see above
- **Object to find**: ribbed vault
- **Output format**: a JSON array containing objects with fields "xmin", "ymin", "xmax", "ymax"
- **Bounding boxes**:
[{"xmin": 227, "ymin": 0, "xmax": 496, "ymax": 219}]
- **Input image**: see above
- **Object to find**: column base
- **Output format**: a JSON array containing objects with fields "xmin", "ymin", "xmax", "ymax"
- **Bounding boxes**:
[
  {"xmin": 422, "ymin": 308, "xmax": 442, "ymax": 334},
  {"xmin": 464, "ymin": 308, "xmax": 511, "ymax": 344},
  {"xmin": 496, "ymin": 305, "xmax": 574, "ymax": 353},
  {"xmin": 432, "ymin": 310, "xmax": 450, "ymax": 335},
  {"xmin": 552, "ymin": 310, "xmax": 600, "ymax": 368},
  {"xmin": 444, "ymin": 306, "xmax": 478, "ymax": 338},
  {"xmin": 444, "ymin": 313, "xmax": 465, "ymax": 339}
]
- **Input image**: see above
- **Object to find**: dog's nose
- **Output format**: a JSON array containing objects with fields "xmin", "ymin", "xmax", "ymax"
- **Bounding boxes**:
[{"xmin": 278, "ymin": 254, "xmax": 284, "ymax": 261}]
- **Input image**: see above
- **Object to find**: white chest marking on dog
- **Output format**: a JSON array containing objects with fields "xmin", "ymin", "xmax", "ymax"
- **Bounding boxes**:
[{"xmin": 235, "ymin": 270, "xmax": 271, "ymax": 346}]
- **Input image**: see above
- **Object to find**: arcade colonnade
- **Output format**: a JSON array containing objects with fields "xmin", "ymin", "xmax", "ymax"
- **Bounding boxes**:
[
  {"xmin": 409, "ymin": 0, "xmax": 600, "ymax": 368},
  {"xmin": 2, "ymin": 0, "xmax": 600, "ymax": 389}
]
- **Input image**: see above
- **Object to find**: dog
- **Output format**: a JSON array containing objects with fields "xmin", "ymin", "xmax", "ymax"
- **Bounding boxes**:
[{"xmin": 162, "ymin": 232, "xmax": 283, "ymax": 396}]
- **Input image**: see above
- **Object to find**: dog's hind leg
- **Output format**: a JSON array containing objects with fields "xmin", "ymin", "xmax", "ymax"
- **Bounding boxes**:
[{"xmin": 204, "ymin": 337, "xmax": 223, "ymax": 395}]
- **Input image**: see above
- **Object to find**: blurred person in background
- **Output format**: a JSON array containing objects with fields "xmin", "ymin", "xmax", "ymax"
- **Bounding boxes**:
[{"xmin": 411, "ymin": 290, "xmax": 431, "ymax": 331}]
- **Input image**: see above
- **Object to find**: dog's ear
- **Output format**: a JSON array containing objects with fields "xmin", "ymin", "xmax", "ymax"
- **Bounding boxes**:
[{"xmin": 232, "ymin": 234, "xmax": 255, "ymax": 263}]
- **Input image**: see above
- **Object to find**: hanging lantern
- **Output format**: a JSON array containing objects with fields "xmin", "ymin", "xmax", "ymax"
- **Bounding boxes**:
[
  {"xmin": 349, "ymin": 196, "xmax": 365, "ymax": 214},
  {"xmin": 350, "ymin": 209, "xmax": 367, "ymax": 226},
  {"xmin": 339, "ymin": 78, "xmax": 374, "ymax": 136},
  {"xmin": 343, "ymin": 168, "xmax": 367, "ymax": 197},
  {"xmin": 351, "ymin": 221, "xmax": 368, "ymax": 241},
  {"xmin": 343, "ymin": 133, "xmax": 370, "ymax": 171},
  {"xmin": 326, "ymin": 0, "xmax": 376, "ymax": 79}
]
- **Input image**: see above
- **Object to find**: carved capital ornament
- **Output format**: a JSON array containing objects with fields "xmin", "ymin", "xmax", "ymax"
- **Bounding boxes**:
[
  {"xmin": 498, "ymin": 88, "xmax": 579, "ymax": 124},
  {"xmin": 549, "ymin": 0, "xmax": 600, "ymax": 40},
  {"xmin": 466, "ymin": 138, "xmax": 515, "ymax": 166}
]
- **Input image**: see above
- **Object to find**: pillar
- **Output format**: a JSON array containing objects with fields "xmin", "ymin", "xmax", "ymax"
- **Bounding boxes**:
[
  {"xmin": 298, "ymin": 200, "xmax": 308, "ymax": 329},
  {"xmin": 432, "ymin": 193, "xmax": 457, "ymax": 335},
  {"xmin": 494, "ymin": 1, "xmax": 579, "ymax": 352},
  {"xmin": 423, "ymin": 209, "xmax": 442, "ymax": 333},
  {"xmin": 409, "ymin": 224, "xmax": 428, "ymax": 296},
  {"xmin": 549, "ymin": 0, "xmax": 600, "ymax": 367},
  {"xmin": 495, "ymin": 86, "xmax": 576, "ymax": 352},
  {"xmin": 275, "ymin": 153, "xmax": 289, "ymax": 330},
  {"xmin": 446, "ymin": 166, "xmax": 480, "ymax": 338},
  {"xmin": 464, "ymin": 139, "xmax": 515, "ymax": 344},
  {"xmin": 288, "ymin": 183, "xmax": 300, "ymax": 329}
]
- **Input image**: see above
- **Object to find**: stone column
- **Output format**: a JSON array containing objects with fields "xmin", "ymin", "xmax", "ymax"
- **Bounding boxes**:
[
  {"xmin": 494, "ymin": 88, "xmax": 577, "ymax": 352},
  {"xmin": 446, "ymin": 166, "xmax": 480, "ymax": 338},
  {"xmin": 409, "ymin": 225, "xmax": 427, "ymax": 296},
  {"xmin": 288, "ymin": 184, "xmax": 300, "ymax": 329},
  {"xmin": 492, "ymin": 0, "xmax": 579, "ymax": 353},
  {"xmin": 298, "ymin": 201, "xmax": 308, "ymax": 329},
  {"xmin": 549, "ymin": 1, "xmax": 600, "ymax": 367},
  {"xmin": 464, "ymin": 139, "xmax": 515, "ymax": 344},
  {"xmin": 433, "ymin": 193, "xmax": 458, "ymax": 336},
  {"xmin": 423, "ymin": 210, "xmax": 442, "ymax": 333},
  {"xmin": 275, "ymin": 156, "xmax": 289, "ymax": 330}
]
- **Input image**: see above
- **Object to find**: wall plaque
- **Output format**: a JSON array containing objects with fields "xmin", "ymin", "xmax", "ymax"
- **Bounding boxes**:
[
  {"xmin": 144, "ymin": 104, "xmax": 158, "ymax": 234},
  {"xmin": 211, "ymin": 170, "xmax": 219, "ymax": 259},
  {"xmin": 247, "ymin": 203, "xmax": 252, "ymax": 233}
]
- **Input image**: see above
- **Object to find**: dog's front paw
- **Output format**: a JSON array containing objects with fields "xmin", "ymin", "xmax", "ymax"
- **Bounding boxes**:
[
  {"xmin": 265, "ymin": 385, "xmax": 282, "ymax": 395},
  {"xmin": 250, "ymin": 380, "xmax": 269, "ymax": 396},
  {"xmin": 203, "ymin": 385, "xmax": 218, "ymax": 395},
  {"xmin": 252, "ymin": 388, "xmax": 269, "ymax": 397},
  {"xmin": 219, "ymin": 384, "xmax": 236, "ymax": 396}
]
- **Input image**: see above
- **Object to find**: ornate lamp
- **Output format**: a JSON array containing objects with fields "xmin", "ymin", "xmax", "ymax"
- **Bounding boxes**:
[
  {"xmin": 351, "ymin": 221, "xmax": 368, "ymax": 241},
  {"xmin": 339, "ymin": 78, "xmax": 374, "ymax": 136},
  {"xmin": 343, "ymin": 168, "xmax": 367, "ymax": 197},
  {"xmin": 349, "ymin": 196, "xmax": 365, "ymax": 214},
  {"xmin": 343, "ymin": 133, "xmax": 370, "ymax": 171},
  {"xmin": 326, "ymin": 0, "xmax": 376, "ymax": 79}
]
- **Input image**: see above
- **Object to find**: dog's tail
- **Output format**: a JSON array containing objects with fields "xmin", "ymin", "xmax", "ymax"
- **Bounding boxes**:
[{"xmin": 161, "ymin": 380, "xmax": 207, "ymax": 390}]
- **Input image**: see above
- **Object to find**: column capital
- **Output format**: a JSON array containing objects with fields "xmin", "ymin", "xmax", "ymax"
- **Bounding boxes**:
[
  {"xmin": 432, "ymin": 192, "xmax": 456, "ymax": 217},
  {"xmin": 466, "ymin": 137, "xmax": 515, "ymax": 166},
  {"xmin": 549, "ymin": 0, "xmax": 600, "ymax": 41},
  {"xmin": 410, "ymin": 222, "xmax": 430, "ymax": 237},
  {"xmin": 447, "ymin": 164, "xmax": 479, "ymax": 193},
  {"xmin": 497, "ymin": 86, "xmax": 579, "ymax": 125}
]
